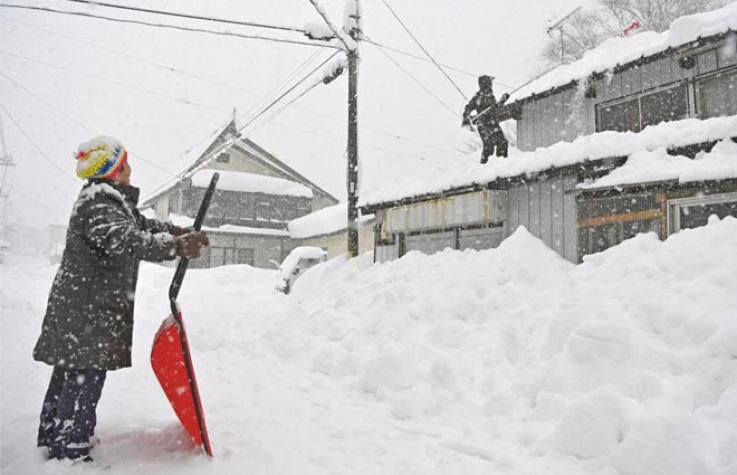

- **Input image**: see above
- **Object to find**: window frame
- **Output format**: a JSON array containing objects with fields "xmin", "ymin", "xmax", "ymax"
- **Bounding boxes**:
[{"xmin": 667, "ymin": 191, "xmax": 737, "ymax": 236}]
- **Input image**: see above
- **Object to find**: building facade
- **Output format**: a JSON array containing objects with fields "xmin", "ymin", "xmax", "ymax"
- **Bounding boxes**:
[
  {"xmin": 143, "ymin": 120, "xmax": 339, "ymax": 268},
  {"xmin": 361, "ymin": 8, "xmax": 737, "ymax": 264}
]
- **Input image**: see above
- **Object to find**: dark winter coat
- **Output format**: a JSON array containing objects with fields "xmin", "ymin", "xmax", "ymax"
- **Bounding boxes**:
[
  {"xmin": 463, "ymin": 87, "xmax": 504, "ymax": 130},
  {"xmin": 33, "ymin": 179, "xmax": 176, "ymax": 371}
]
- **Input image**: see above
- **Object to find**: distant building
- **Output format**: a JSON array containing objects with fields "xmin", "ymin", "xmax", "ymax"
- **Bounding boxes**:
[
  {"xmin": 360, "ymin": 5, "xmax": 737, "ymax": 263},
  {"xmin": 288, "ymin": 203, "xmax": 375, "ymax": 259},
  {"xmin": 142, "ymin": 120, "xmax": 339, "ymax": 268}
]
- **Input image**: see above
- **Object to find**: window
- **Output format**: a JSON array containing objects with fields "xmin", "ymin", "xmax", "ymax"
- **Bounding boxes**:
[
  {"xmin": 209, "ymin": 191, "xmax": 225, "ymax": 218},
  {"xmin": 668, "ymin": 192, "xmax": 737, "ymax": 235},
  {"xmin": 239, "ymin": 195, "xmax": 254, "ymax": 221},
  {"xmin": 238, "ymin": 248, "xmax": 254, "ymax": 266},
  {"xmin": 224, "ymin": 192, "xmax": 239, "ymax": 220},
  {"xmin": 699, "ymin": 70, "xmax": 737, "ymax": 119},
  {"xmin": 599, "ymin": 98, "xmax": 640, "ymax": 133},
  {"xmin": 640, "ymin": 84, "xmax": 688, "ymax": 128},
  {"xmin": 597, "ymin": 83, "xmax": 689, "ymax": 133},
  {"xmin": 210, "ymin": 247, "xmax": 225, "ymax": 267},
  {"xmin": 257, "ymin": 198, "xmax": 272, "ymax": 221}
]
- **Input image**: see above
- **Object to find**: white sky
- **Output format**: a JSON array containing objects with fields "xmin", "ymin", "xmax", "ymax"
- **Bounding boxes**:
[{"xmin": 0, "ymin": 0, "xmax": 593, "ymax": 227}]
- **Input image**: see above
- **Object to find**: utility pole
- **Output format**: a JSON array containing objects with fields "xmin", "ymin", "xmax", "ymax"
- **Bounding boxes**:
[
  {"xmin": 0, "ymin": 112, "xmax": 15, "ymax": 262},
  {"xmin": 346, "ymin": 1, "xmax": 360, "ymax": 258}
]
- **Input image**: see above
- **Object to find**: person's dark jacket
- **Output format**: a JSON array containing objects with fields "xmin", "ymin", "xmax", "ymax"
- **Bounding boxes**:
[
  {"xmin": 33, "ymin": 179, "xmax": 177, "ymax": 371},
  {"xmin": 463, "ymin": 88, "xmax": 509, "ymax": 129}
]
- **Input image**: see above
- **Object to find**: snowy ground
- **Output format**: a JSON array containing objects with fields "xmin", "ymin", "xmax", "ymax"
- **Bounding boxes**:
[{"xmin": 2, "ymin": 218, "xmax": 737, "ymax": 474}]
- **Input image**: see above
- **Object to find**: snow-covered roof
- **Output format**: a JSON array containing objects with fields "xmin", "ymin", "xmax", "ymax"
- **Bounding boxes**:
[
  {"xmin": 169, "ymin": 213, "xmax": 290, "ymax": 237},
  {"xmin": 358, "ymin": 114, "xmax": 737, "ymax": 208},
  {"xmin": 508, "ymin": 3, "xmax": 737, "ymax": 104},
  {"xmin": 580, "ymin": 138, "xmax": 737, "ymax": 190},
  {"xmin": 288, "ymin": 203, "xmax": 373, "ymax": 239},
  {"xmin": 191, "ymin": 169, "xmax": 313, "ymax": 198}
]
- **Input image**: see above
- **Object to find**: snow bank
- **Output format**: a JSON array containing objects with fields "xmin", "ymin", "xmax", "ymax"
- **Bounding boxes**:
[
  {"xmin": 3, "ymin": 217, "xmax": 736, "ymax": 474},
  {"xmin": 278, "ymin": 217, "xmax": 737, "ymax": 473},
  {"xmin": 191, "ymin": 169, "xmax": 313, "ymax": 198},
  {"xmin": 359, "ymin": 115, "xmax": 737, "ymax": 207},
  {"xmin": 509, "ymin": 3, "xmax": 737, "ymax": 103}
]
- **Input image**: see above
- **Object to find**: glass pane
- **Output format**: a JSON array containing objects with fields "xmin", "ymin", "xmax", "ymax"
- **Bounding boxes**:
[
  {"xmin": 238, "ymin": 248, "xmax": 254, "ymax": 266},
  {"xmin": 598, "ymin": 98, "xmax": 640, "ymax": 133},
  {"xmin": 679, "ymin": 201, "xmax": 737, "ymax": 230},
  {"xmin": 210, "ymin": 248, "xmax": 225, "ymax": 267},
  {"xmin": 640, "ymin": 84, "xmax": 688, "ymax": 129},
  {"xmin": 699, "ymin": 71, "xmax": 737, "ymax": 119}
]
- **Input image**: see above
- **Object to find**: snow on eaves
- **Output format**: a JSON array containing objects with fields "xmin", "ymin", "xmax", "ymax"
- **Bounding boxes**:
[
  {"xmin": 358, "ymin": 114, "xmax": 737, "ymax": 208},
  {"xmin": 508, "ymin": 2, "xmax": 737, "ymax": 104},
  {"xmin": 168, "ymin": 213, "xmax": 290, "ymax": 237},
  {"xmin": 579, "ymin": 138, "xmax": 737, "ymax": 190},
  {"xmin": 288, "ymin": 202, "xmax": 373, "ymax": 239},
  {"xmin": 191, "ymin": 169, "xmax": 313, "ymax": 198}
]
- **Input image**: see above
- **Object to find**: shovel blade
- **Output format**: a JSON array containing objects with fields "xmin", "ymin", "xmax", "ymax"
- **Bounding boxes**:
[{"xmin": 151, "ymin": 314, "xmax": 212, "ymax": 457}]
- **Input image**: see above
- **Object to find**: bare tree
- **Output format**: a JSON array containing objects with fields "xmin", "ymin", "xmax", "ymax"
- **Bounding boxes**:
[{"xmin": 542, "ymin": 0, "xmax": 729, "ymax": 67}]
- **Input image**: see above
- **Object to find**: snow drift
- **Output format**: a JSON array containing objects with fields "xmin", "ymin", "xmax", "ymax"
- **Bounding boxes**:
[{"xmin": 2, "ymin": 217, "xmax": 736, "ymax": 474}]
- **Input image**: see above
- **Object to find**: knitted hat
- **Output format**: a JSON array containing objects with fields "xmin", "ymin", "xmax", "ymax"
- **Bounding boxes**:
[{"xmin": 74, "ymin": 136, "xmax": 128, "ymax": 180}]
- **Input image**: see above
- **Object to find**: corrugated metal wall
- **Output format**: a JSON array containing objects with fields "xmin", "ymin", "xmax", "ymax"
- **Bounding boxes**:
[
  {"xmin": 374, "ymin": 176, "xmax": 579, "ymax": 264},
  {"xmin": 518, "ymin": 36, "xmax": 737, "ymax": 151}
]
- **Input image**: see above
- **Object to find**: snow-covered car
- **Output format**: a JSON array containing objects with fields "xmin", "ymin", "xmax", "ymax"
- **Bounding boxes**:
[{"xmin": 275, "ymin": 246, "xmax": 327, "ymax": 294}]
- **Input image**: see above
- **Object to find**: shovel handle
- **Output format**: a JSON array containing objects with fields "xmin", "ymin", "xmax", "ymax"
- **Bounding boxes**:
[{"xmin": 169, "ymin": 172, "xmax": 219, "ymax": 310}]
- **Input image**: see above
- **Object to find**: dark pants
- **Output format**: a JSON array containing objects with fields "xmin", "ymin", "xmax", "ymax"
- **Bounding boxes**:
[
  {"xmin": 479, "ymin": 125, "xmax": 508, "ymax": 162},
  {"xmin": 38, "ymin": 366, "xmax": 107, "ymax": 459}
]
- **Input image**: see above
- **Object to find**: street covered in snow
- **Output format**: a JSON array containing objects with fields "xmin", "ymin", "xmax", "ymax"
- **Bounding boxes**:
[{"xmin": 2, "ymin": 218, "xmax": 737, "ymax": 474}]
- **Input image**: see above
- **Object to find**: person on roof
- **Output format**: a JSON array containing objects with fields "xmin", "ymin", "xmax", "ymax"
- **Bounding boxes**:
[
  {"xmin": 33, "ymin": 136, "xmax": 209, "ymax": 463},
  {"xmin": 462, "ymin": 75, "xmax": 509, "ymax": 163}
]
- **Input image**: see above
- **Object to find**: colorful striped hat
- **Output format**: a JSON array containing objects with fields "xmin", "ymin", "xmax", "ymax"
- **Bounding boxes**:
[{"xmin": 75, "ymin": 136, "xmax": 128, "ymax": 180}]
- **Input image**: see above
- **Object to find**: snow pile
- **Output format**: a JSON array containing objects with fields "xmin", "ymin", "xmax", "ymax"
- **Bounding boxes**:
[
  {"xmin": 581, "ymin": 138, "xmax": 737, "ymax": 189},
  {"xmin": 3, "ymin": 218, "xmax": 736, "ymax": 474},
  {"xmin": 288, "ymin": 203, "xmax": 373, "ymax": 239},
  {"xmin": 359, "ymin": 114, "xmax": 737, "ymax": 207},
  {"xmin": 509, "ymin": 2, "xmax": 737, "ymax": 103},
  {"xmin": 280, "ymin": 218, "xmax": 737, "ymax": 474},
  {"xmin": 191, "ymin": 170, "xmax": 313, "ymax": 198}
]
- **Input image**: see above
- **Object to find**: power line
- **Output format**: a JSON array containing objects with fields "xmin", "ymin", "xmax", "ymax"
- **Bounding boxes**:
[
  {"xmin": 370, "ymin": 42, "xmax": 460, "ymax": 118},
  {"xmin": 306, "ymin": 0, "xmax": 353, "ymax": 51},
  {"xmin": 0, "ymin": 15, "xmax": 460, "ymax": 159},
  {"xmin": 0, "ymin": 70, "xmax": 180, "ymax": 178},
  {"xmin": 361, "ymin": 37, "xmax": 517, "ymax": 91},
  {"xmin": 241, "ymin": 51, "xmax": 342, "ymax": 130},
  {"xmin": 60, "ymin": 0, "xmax": 306, "ymax": 34},
  {"xmin": 0, "ymin": 3, "xmax": 338, "ymax": 50},
  {"xmin": 0, "ymin": 102, "xmax": 79, "ymax": 184},
  {"xmin": 379, "ymin": 0, "xmax": 469, "ymax": 100},
  {"xmin": 0, "ymin": 50, "xmax": 228, "ymax": 113}
]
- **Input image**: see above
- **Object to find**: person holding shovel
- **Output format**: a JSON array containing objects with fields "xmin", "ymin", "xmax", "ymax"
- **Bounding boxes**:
[
  {"xmin": 33, "ymin": 136, "xmax": 209, "ymax": 463},
  {"xmin": 462, "ymin": 75, "xmax": 510, "ymax": 163}
]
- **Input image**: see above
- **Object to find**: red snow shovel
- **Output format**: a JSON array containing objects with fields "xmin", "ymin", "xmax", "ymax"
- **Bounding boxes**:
[{"xmin": 151, "ymin": 172, "xmax": 219, "ymax": 458}]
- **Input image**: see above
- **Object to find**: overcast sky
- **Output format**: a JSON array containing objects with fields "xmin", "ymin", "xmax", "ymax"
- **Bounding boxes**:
[{"xmin": 0, "ymin": 0, "xmax": 594, "ymax": 227}]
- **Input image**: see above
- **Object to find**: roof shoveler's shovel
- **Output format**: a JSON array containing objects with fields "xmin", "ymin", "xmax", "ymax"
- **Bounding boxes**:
[{"xmin": 151, "ymin": 172, "xmax": 219, "ymax": 458}]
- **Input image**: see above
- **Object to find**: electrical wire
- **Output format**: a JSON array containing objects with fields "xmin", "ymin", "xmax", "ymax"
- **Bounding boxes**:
[
  {"xmin": 379, "ymin": 0, "xmax": 468, "ymax": 100},
  {"xmin": 0, "ymin": 102, "xmax": 79, "ymax": 184},
  {"xmin": 0, "ymin": 3, "xmax": 338, "ymax": 49},
  {"xmin": 1, "ymin": 15, "xmax": 460, "ymax": 158},
  {"xmin": 0, "ymin": 71, "xmax": 180, "ymax": 178},
  {"xmin": 306, "ymin": 0, "xmax": 353, "ymax": 51},
  {"xmin": 0, "ymin": 50, "xmax": 228, "ymax": 113},
  {"xmin": 370, "ymin": 42, "xmax": 460, "ymax": 118},
  {"xmin": 60, "ymin": 0, "xmax": 305, "ymax": 34},
  {"xmin": 362, "ymin": 37, "xmax": 518, "ymax": 91}
]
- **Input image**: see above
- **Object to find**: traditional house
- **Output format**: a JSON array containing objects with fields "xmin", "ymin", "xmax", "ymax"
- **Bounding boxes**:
[
  {"xmin": 143, "ymin": 120, "xmax": 339, "ymax": 268},
  {"xmin": 359, "ymin": 4, "xmax": 737, "ymax": 264}
]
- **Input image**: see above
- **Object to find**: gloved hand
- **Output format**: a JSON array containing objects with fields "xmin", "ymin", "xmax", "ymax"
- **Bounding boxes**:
[
  {"xmin": 462, "ymin": 116, "xmax": 471, "ymax": 128},
  {"xmin": 175, "ymin": 232, "xmax": 210, "ymax": 259},
  {"xmin": 170, "ymin": 225, "xmax": 193, "ymax": 237},
  {"xmin": 499, "ymin": 92, "xmax": 509, "ymax": 104}
]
